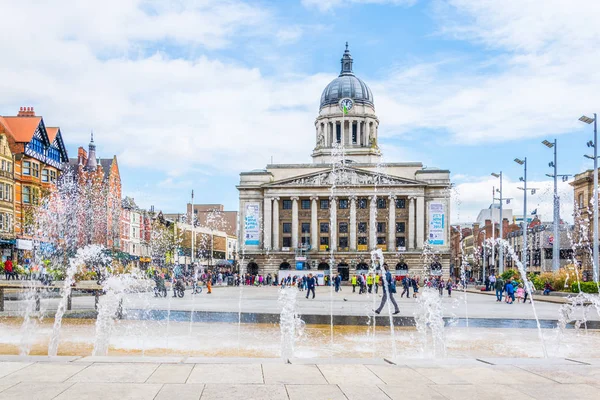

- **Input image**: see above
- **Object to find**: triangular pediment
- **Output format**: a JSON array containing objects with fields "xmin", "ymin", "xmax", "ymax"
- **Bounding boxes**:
[{"xmin": 266, "ymin": 167, "xmax": 425, "ymax": 187}]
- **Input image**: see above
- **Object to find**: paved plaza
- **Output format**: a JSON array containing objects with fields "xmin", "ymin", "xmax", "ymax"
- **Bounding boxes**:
[
  {"xmin": 2, "ymin": 285, "xmax": 595, "ymax": 322},
  {"xmin": 0, "ymin": 356, "xmax": 598, "ymax": 399}
]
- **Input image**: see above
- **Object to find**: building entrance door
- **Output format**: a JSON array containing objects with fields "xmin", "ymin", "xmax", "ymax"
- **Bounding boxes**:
[{"xmin": 337, "ymin": 264, "xmax": 349, "ymax": 281}]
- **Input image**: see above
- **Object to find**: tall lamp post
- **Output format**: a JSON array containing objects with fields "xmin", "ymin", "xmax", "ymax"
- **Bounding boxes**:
[
  {"xmin": 514, "ymin": 158, "xmax": 538, "ymax": 270},
  {"xmin": 491, "ymin": 172, "xmax": 505, "ymax": 274},
  {"xmin": 541, "ymin": 139, "xmax": 571, "ymax": 272},
  {"xmin": 580, "ymin": 114, "xmax": 598, "ymax": 282}
]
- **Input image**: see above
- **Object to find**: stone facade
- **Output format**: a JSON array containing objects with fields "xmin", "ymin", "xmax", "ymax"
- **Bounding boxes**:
[{"xmin": 237, "ymin": 46, "xmax": 451, "ymax": 279}]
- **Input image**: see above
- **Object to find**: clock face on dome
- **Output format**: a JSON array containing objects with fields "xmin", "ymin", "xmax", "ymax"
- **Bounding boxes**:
[{"xmin": 339, "ymin": 98, "xmax": 354, "ymax": 112}]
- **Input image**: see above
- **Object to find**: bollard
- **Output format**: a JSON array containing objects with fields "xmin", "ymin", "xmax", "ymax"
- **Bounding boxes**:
[
  {"xmin": 0, "ymin": 287, "xmax": 4, "ymax": 312},
  {"xmin": 94, "ymin": 290, "xmax": 99, "ymax": 310},
  {"xmin": 35, "ymin": 288, "xmax": 41, "ymax": 311},
  {"xmin": 67, "ymin": 294, "xmax": 72, "ymax": 311},
  {"xmin": 116, "ymin": 298, "xmax": 123, "ymax": 319}
]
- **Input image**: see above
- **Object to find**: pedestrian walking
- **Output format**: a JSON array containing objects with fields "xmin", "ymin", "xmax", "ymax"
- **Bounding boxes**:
[
  {"xmin": 367, "ymin": 274, "xmax": 373, "ymax": 293},
  {"xmin": 306, "ymin": 273, "xmax": 316, "ymax": 299},
  {"xmin": 446, "ymin": 279, "xmax": 452, "ymax": 297},
  {"xmin": 351, "ymin": 275, "xmax": 357, "ymax": 292},
  {"xmin": 374, "ymin": 264, "xmax": 399, "ymax": 315},
  {"xmin": 494, "ymin": 276, "xmax": 504, "ymax": 302},
  {"xmin": 400, "ymin": 276, "xmax": 410, "ymax": 298},
  {"xmin": 4, "ymin": 257, "xmax": 13, "ymax": 280}
]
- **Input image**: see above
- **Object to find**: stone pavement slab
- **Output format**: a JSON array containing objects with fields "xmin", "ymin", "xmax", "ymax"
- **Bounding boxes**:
[
  {"xmin": 1, "ymin": 362, "xmax": 87, "ymax": 383},
  {"xmin": 411, "ymin": 367, "xmax": 471, "ymax": 385},
  {"xmin": 76, "ymin": 355, "xmax": 183, "ymax": 363},
  {"xmin": 366, "ymin": 365, "xmax": 435, "ymax": 385},
  {"xmin": 0, "ymin": 382, "xmax": 73, "ymax": 400},
  {"xmin": 512, "ymin": 383, "xmax": 600, "ymax": 400},
  {"xmin": 290, "ymin": 357, "xmax": 387, "ymax": 364},
  {"xmin": 449, "ymin": 365, "xmax": 555, "ymax": 385},
  {"xmin": 339, "ymin": 385, "xmax": 392, "ymax": 400},
  {"xmin": 0, "ymin": 355, "xmax": 80, "ymax": 363},
  {"xmin": 478, "ymin": 357, "xmax": 580, "ymax": 365},
  {"xmin": 67, "ymin": 362, "xmax": 158, "ymax": 383},
  {"xmin": 54, "ymin": 382, "xmax": 162, "ymax": 400},
  {"xmin": 154, "ymin": 383, "xmax": 204, "ymax": 400},
  {"xmin": 187, "ymin": 364, "xmax": 264, "ymax": 384},
  {"xmin": 200, "ymin": 384, "xmax": 287, "ymax": 400},
  {"xmin": 0, "ymin": 361, "xmax": 31, "ymax": 378},
  {"xmin": 431, "ymin": 384, "xmax": 535, "ymax": 400},
  {"xmin": 317, "ymin": 364, "xmax": 385, "ymax": 384},
  {"xmin": 146, "ymin": 364, "xmax": 194, "ymax": 383},
  {"xmin": 518, "ymin": 365, "xmax": 600, "ymax": 384},
  {"xmin": 286, "ymin": 384, "xmax": 346, "ymax": 400},
  {"xmin": 379, "ymin": 384, "xmax": 447, "ymax": 400},
  {"xmin": 395, "ymin": 358, "xmax": 485, "ymax": 366},
  {"xmin": 262, "ymin": 364, "xmax": 327, "ymax": 385},
  {"xmin": 184, "ymin": 357, "xmax": 284, "ymax": 364}
]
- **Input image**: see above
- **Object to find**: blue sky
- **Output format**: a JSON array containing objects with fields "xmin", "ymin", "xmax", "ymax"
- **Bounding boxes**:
[{"xmin": 1, "ymin": 0, "xmax": 598, "ymax": 223}]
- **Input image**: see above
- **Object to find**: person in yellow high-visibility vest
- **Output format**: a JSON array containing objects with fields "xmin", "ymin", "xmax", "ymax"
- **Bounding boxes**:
[
  {"xmin": 374, "ymin": 274, "xmax": 380, "ymax": 294},
  {"xmin": 351, "ymin": 275, "xmax": 357, "ymax": 293},
  {"xmin": 366, "ymin": 274, "xmax": 373, "ymax": 293}
]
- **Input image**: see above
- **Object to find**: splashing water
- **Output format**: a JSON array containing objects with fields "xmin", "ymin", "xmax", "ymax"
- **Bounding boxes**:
[
  {"xmin": 278, "ymin": 286, "xmax": 304, "ymax": 361},
  {"xmin": 414, "ymin": 288, "xmax": 447, "ymax": 357}
]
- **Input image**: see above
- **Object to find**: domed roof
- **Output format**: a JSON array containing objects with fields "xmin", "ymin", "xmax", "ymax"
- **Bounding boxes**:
[{"xmin": 320, "ymin": 44, "xmax": 374, "ymax": 109}]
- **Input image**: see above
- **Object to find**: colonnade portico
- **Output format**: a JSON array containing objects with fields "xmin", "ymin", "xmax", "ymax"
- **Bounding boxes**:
[{"xmin": 261, "ymin": 193, "xmax": 425, "ymax": 252}]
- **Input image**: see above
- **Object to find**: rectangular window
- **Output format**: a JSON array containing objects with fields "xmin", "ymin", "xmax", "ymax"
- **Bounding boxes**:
[
  {"xmin": 1, "ymin": 161, "xmax": 4, "ymax": 171},
  {"xmin": 352, "ymin": 123, "xmax": 357, "ymax": 144},
  {"xmin": 301, "ymin": 236, "xmax": 310, "ymax": 245},
  {"xmin": 396, "ymin": 198, "xmax": 406, "ymax": 209},
  {"xmin": 320, "ymin": 199, "xmax": 329, "ymax": 209},
  {"xmin": 50, "ymin": 170, "xmax": 57, "ymax": 183},
  {"xmin": 282, "ymin": 237, "xmax": 292, "ymax": 248},
  {"xmin": 42, "ymin": 169, "xmax": 49, "ymax": 182},
  {"xmin": 377, "ymin": 237, "xmax": 387, "ymax": 245},
  {"xmin": 396, "ymin": 222, "xmax": 405, "ymax": 233},
  {"xmin": 32, "ymin": 163, "xmax": 39, "ymax": 178},
  {"xmin": 358, "ymin": 237, "xmax": 367, "ymax": 245},
  {"xmin": 358, "ymin": 222, "xmax": 367, "ymax": 233},
  {"xmin": 396, "ymin": 237, "xmax": 406, "ymax": 248},
  {"xmin": 320, "ymin": 236, "xmax": 330, "ymax": 246},
  {"xmin": 336, "ymin": 124, "xmax": 341, "ymax": 143},
  {"xmin": 23, "ymin": 161, "xmax": 31, "ymax": 176},
  {"xmin": 339, "ymin": 222, "xmax": 348, "ymax": 233},
  {"xmin": 0, "ymin": 185, "xmax": 3, "ymax": 201},
  {"xmin": 7, "ymin": 162, "xmax": 11, "ymax": 173},
  {"xmin": 377, "ymin": 198, "xmax": 387, "ymax": 209},
  {"xmin": 358, "ymin": 198, "xmax": 367, "ymax": 209},
  {"xmin": 283, "ymin": 223, "xmax": 292, "ymax": 233},
  {"xmin": 339, "ymin": 237, "xmax": 348, "ymax": 248},
  {"xmin": 301, "ymin": 222, "xmax": 310, "ymax": 233},
  {"xmin": 301, "ymin": 199, "xmax": 311, "ymax": 209},
  {"xmin": 377, "ymin": 222, "xmax": 386, "ymax": 233},
  {"xmin": 4, "ymin": 184, "xmax": 9, "ymax": 201},
  {"xmin": 339, "ymin": 199, "xmax": 348, "ymax": 209},
  {"xmin": 23, "ymin": 186, "xmax": 31, "ymax": 204},
  {"xmin": 320, "ymin": 222, "xmax": 329, "ymax": 233},
  {"xmin": 282, "ymin": 200, "xmax": 292, "ymax": 210},
  {"xmin": 0, "ymin": 213, "xmax": 3, "ymax": 231}
]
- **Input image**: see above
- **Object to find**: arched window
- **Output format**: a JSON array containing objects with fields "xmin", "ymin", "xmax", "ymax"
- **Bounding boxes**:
[
  {"xmin": 395, "ymin": 262, "xmax": 408, "ymax": 272},
  {"xmin": 318, "ymin": 262, "xmax": 330, "ymax": 270},
  {"xmin": 356, "ymin": 262, "xmax": 369, "ymax": 272},
  {"xmin": 279, "ymin": 261, "xmax": 291, "ymax": 270},
  {"xmin": 247, "ymin": 262, "xmax": 259, "ymax": 275}
]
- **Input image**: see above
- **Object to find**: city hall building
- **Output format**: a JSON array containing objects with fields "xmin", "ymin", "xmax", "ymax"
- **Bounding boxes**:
[{"xmin": 237, "ymin": 46, "xmax": 451, "ymax": 280}]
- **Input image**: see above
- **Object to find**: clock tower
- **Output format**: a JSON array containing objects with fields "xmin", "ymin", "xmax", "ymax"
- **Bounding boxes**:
[{"xmin": 312, "ymin": 44, "xmax": 381, "ymax": 164}]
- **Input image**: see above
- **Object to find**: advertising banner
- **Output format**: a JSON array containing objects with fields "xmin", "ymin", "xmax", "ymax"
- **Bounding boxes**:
[
  {"xmin": 428, "ymin": 202, "xmax": 445, "ymax": 246},
  {"xmin": 244, "ymin": 202, "xmax": 260, "ymax": 246}
]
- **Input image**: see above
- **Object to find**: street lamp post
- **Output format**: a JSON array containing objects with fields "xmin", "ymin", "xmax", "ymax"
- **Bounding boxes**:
[
  {"xmin": 515, "ymin": 158, "xmax": 537, "ymax": 270},
  {"xmin": 491, "ymin": 172, "xmax": 507, "ymax": 274},
  {"xmin": 580, "ymin": 114, "xmax": 598, "ymax": 282},
  {"xmin": 542, "ymin": 139, "xmax": 571, "ymax": 272}
]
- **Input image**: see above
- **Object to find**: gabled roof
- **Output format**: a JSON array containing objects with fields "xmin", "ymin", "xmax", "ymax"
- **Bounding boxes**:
[
  {"xmin": 0, "ymin": 117, "xmax": 14, "ymax": 136},
  {"xmin": 47, "ymin": 127, "xmax": 68, "ymax": 162},
  {"xmin": 46, "ymin": 127, "xmax": 58, "ymax": 142},
  {"xmin": 1, "ymin": 116, "xmax": 46, "ymax": 144}
]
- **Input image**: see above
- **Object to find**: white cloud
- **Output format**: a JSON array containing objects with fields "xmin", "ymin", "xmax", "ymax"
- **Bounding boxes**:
[
  {"xmin": 302, "ymin": 0, "xmax": 416, "ymax": 13},
  {"xmin": 363, "ymin": 0, "xmax": 600, "ymax": 146}
]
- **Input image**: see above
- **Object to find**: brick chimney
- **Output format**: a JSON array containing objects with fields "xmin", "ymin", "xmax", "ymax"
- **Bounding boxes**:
[{"xmin": 17, "ymin": 106, "xmax": 36, "ymax": 117}]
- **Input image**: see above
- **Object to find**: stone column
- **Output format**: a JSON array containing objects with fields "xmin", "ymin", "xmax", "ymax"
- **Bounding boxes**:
[
  {"xmin": 291, "ymin": 196, "xmax": 299, "ymax": 249},
  {"xmin": 416, "ymin": 196, "xmax": 425, "ymax": 249},
  {"xmin": 349, "ymin": 195, "xmax": 357, "ymax": 251},
  {"xmin": 369, "ymin": 195, "xmax": 377, "ymax": 250},
  {"xmin": 272, "ymin": 197, "xmax": 280, "ymax": 250},
  {"xmin": 408, "ymin": 197, "xmax": 415, "ymax": 250},
  {"xmin": 310, "ymin": 196, "xmax": 318, "ymax": 251},
  {"xmin": 330, "ymin": 196, "xmax": 337, "ymax": 251},
  {"xmin": 263, "ymin": 197, "xmax": 272, "ymax": 250},
  {"xmin": 388, "ymin": 195, "xmax": 396, "ymax": 251}
]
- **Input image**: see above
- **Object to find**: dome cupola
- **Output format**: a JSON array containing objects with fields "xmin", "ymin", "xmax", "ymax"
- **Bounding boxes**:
[{"xmin": 319, "ymin": 43, "xmax": 374, "ymax": 110}]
